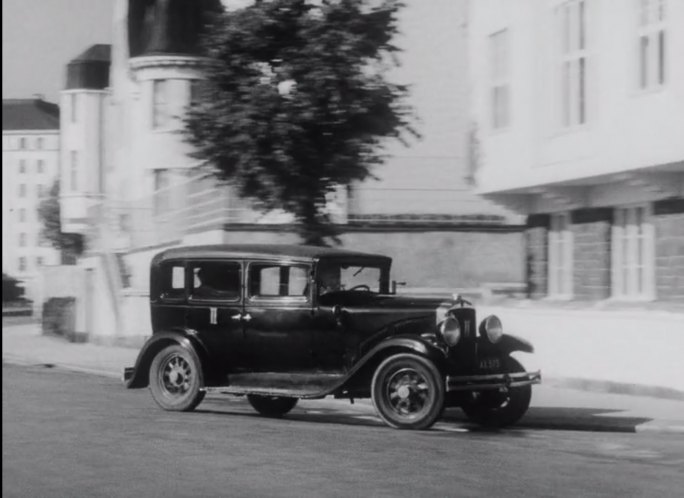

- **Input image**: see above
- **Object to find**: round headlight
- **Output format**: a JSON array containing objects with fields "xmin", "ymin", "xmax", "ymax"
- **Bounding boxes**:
[
  {"xmin": 479, "ymin": 315, "xmax": 503, "ymax": 343},
  {"xmin": 439, "ymin": 316, "xmax": 461, "ymax": 347}
]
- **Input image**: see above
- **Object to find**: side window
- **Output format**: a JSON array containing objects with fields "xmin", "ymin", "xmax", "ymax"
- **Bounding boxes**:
[
  {"xmin": 160, "ymin": 263, "xmax": 185, "ymax": 300},
  {"xmin": 189, "ymin": 261, "xmax": 242, "ymax": 302},
  {"xmin": 248, "ymin": 264, "xmax": 310, "ymax": 300}
]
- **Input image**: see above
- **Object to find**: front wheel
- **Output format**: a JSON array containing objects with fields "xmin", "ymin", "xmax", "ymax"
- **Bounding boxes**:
[
  {"xmin": 371, "ymin": 353, "xmax": 445, "ymax": 430},
  {"xmin": 247, "ymin": 395, "xmax": 298, "ymax": 417},
  {"xmin": 462, "ymin": 357, "xmax": 531, "ymax": 428},
  {"xmin": 149, "ymin": 345, "xmax": 205, "ymax": 412}
]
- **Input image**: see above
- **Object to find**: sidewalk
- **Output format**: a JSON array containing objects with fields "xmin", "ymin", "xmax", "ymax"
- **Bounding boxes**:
[{"xmin": 3, "ymin": 320, "xmax": 684, "ymax": 434}]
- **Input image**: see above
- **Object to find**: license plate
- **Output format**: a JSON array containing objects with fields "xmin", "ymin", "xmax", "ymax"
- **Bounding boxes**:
[{"xmin": 479, "ymin": 358, "xmax": 500, "ymax": 370}]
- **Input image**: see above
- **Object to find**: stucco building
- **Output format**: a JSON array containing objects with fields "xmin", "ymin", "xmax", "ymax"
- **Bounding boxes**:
[
  {"xmin": 2, "ymin": 99, "xmax": 62, "ymax": 298},
  {"xmin": 469, "ymin": 0, "xmax": 684, "ymax": 302}
]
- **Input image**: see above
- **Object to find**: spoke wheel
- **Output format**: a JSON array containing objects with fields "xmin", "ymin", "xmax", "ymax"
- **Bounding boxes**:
[
  {"xmin": 149, "ymin": 345, "xmax": 205, "ymax": 412},
  {"xmin": 462, "ymin": 356, "xmax": 531, "ymax": 428},
  {"xmin": 371, "ymin": 354, "xmax": 444, "ymax": 430},
  {"xmin": 247, "ymin": 395, "xmax": 298, "ymax": 418}
]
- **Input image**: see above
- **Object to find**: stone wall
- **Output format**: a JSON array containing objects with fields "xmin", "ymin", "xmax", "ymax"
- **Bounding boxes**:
[
  {"xmin": 654, "ymin": 197, "xmax": 684, "ymax": 301},
  {"xmin": 525, "ymin": 215, "xmax": 549, "ymax": 299},
  {"xmin": 571, "ymin": 208, "xmax": 613, "ymax": 300}
]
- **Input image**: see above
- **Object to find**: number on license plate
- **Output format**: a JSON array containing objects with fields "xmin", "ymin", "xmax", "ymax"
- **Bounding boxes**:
[{"xmin": 479, "ymin": 358, "xmax": 500, "ymax": 370}]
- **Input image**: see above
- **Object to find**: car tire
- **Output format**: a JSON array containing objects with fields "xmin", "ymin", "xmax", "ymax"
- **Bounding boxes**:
[
  {"xmin": 149, "ymin": 344, "xmax": 205, "ymax": 412},
  {"xmin": 461, "ymin": 356, "xmax": 531, "ymax": 428},
  {"xmin": 371, "ymin": 353, "xmax": 445, "ymax": 430},
  {"xmin": 247, "ymin": 395, "xmax": 298, "ymax": 417}
]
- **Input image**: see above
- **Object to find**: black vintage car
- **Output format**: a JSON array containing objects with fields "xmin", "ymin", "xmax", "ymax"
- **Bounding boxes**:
[{"xmin": 123, "ymin": 244, "xmax": 540, "ymax": 430}]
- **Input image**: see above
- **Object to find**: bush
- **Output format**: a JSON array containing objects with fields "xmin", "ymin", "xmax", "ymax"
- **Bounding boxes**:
[
  {"xmin": 3, "ymin": 273, "xmax": 25, "ymax": 303},
  {"xmin": 42, "ymin": 297, "xmax": 76, "ymax": 339}
]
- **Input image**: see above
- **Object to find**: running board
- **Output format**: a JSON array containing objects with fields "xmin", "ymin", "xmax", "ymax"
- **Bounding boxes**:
[{"xmin": 202, "ymin": 371, "xmax": 346, "ymax": 399}]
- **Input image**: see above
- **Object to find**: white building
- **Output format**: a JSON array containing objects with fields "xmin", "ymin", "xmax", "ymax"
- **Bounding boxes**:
[
  {"xmin": 469, "ymin": 0, "xmax": 684, "ymax": 302},
  {"xmin": 2, "ymin": 99, "xmax": 62, "ymax": 298}
]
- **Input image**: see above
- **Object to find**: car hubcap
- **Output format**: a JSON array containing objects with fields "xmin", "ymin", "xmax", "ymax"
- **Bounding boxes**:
[
  {"xmin": 161, "ymin": 354, "xmax": 192, "ymax": 396},
  {"xmin": 386, "ymin": 368, "xmax": 430, "ymax": 418}
]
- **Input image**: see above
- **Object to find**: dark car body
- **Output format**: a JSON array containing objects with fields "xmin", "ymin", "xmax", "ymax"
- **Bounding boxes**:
[{"xmin": 124, "ymin": 244, "xmax": 540, "ymax": 429}]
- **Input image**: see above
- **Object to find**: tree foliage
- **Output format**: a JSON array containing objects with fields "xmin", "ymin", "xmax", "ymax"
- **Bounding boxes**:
[
  {"xmin": 185, "ymin": 0, "xmax": 416, "ymax": 245},
  {"xmin": 2, "ymin": 273, "xmax": 25, "ymax": 303},
  {"xmin": 37, "ymin": 180, "xmax": 84, "ymax": 264}
]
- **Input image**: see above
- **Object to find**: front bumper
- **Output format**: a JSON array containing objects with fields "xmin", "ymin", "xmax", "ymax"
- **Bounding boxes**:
[{"xmin": 446, "ymin": 370, "xmax": 541, "ymax": 392}]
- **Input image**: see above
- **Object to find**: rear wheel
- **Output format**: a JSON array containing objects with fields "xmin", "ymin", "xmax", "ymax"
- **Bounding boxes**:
[
  {"xmin": 371, "ymin": 353, "xmax": 445, "ymax": 430},
  {"xmin": 149, "ymin": 345, "xmax": 205, "ymax": 412},
  {"xmin": 247, "ymin": 395, "xmax": 298, "ymax": 417},
  {"xmin": 462, "ymin": 356, "xmax": 531, "ymax": 428}
]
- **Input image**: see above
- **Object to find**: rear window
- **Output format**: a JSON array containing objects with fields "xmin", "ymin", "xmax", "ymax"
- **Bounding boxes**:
[{"xmin": 159, "ymin": 262, "xmax": 185, "ymax": 300}]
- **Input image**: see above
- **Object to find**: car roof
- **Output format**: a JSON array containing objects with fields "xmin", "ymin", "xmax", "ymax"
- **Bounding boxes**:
[{"xmin": 153, "ymin": 244, "xmax": 391, "ymax": 263}]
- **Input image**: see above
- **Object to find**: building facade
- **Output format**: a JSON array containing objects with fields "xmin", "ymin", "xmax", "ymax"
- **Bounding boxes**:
[
  {"xmin": 469, "ymin": 0, "xmax": 684, "ymax": 302},
  {"xmin": 2, "ymin": 99, "xmax": 62, "ymax": 296}
]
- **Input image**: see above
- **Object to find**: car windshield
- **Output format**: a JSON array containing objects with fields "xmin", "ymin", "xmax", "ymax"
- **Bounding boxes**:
[{"xmin": 317, "ymin": 262, "xmax": 383, "ymax": 295}]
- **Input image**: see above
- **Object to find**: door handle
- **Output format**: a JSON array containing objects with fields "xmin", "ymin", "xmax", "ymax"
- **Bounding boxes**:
[
  {"xmin": 242, "ymin": 313, "xmax": 252, "ymax": 322},
  {"xmin": 231, "ymin": 314, "xmax": 242, "ymax": 321}
]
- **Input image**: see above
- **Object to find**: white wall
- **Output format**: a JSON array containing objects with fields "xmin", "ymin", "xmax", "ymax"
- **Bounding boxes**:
[{"xmin": 471, "ymin": 0, "xmax": 684, "ymax": 194}]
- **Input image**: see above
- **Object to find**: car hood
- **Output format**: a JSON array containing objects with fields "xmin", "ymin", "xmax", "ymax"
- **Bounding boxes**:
[{"xmin": 325, "ymin": 292, "xmax": 455, "ymax": 335}]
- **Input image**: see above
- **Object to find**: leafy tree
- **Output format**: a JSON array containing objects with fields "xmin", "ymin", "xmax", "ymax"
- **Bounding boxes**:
[
  {"xmin": 185, "ymin": 0, "xmax": 417, "ymax": 245},
  {"xmin": 37, "ymin": 180, "xmax": 84, "ymax": 264},
  {"xmin": 2, "ymin": 273, "xmax": 25, "ymax": 303}
]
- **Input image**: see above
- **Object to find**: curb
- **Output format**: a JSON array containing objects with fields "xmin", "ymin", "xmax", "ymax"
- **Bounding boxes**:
[{"xmin": 2, "ymin": 354, "xmax": 122, "ymax": 381}]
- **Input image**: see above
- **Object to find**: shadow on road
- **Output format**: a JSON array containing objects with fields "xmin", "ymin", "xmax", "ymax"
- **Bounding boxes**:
[{"xmin": 198, "ymin": 397, "xmax": 652, "ymax": 433}]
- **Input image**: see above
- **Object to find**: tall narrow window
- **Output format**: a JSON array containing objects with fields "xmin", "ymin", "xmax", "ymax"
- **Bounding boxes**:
[
  {"xmin": 19, "ymin": 257, "xmax": 27, "ymax": 272},
  {"xmin": 19, "ymin": 137, "xmax": 26, "ymax": 149},
  {"xmin": 19, "ymin": 184, "xmax": 26, "ymax": 197},
  {"xmin": 548, "ymin": 213, "xmax": 573, "ymax": 298},
  {"xmin": 19, "ymin": 159, "xmax": 26, "ymax": 173},
  {"xmin": 153, "ymin": 169, "xmax": 171, "ymax": 215},
  {"xmin": 152, "ymin": 80, "xmax": 169, "ymax": 129},
  {"xmin": 558, "ymin": 0, "xmax": 588, "ymax": 127},
  {"xmin": 612, "ymin": 205, "xmax": 654, "ymax": 299},
  {"xmin": 489, "ymin": 29, "xmax": 510, "ymax": 130},
  {"xmin": 70, "ymin": 94, "xmax": 78, "ymax": 123},
  {"xmin": 19, "ymin": 233, "xmax": 27, "ymax": 247},
  {"xmin": 637, "ymin": 0, "xmax": 666, "ymax": 89},
  {"xmin": 37, "ymin": 159, "xmax": 44, "ymax": 174},
  {"xmin": 70, "ymin": 151, "xmax": 79, "ymax": 191},
  {"xmin": 189, "ymin": 79, "xmax": 208, "ymax": 106},
  {"xmin": 37, "ymin": 137, "xmax": 44, "ymax": 149}
]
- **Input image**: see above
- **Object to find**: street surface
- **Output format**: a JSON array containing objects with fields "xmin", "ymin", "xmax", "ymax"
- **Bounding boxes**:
[{"xmin": 3, "ymin": 363, "xmax": 684, "ymax": 497}]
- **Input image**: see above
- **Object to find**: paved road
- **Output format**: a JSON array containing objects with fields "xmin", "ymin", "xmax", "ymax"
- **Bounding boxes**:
[{"xmin": 3, "ymin": 363, "xmax": 683, "ymax": 498}]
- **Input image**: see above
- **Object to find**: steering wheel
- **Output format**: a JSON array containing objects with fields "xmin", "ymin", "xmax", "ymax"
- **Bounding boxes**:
[{"xmin": 349, "ymin": 284, "xmax": 371, "ymax": 292}]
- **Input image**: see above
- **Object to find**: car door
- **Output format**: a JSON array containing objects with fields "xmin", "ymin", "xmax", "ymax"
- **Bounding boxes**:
[
  {"xmin": 185, "ymin": 259, "xmax": 248, "ymax": 370},
  {"xmin": 243, "ymin": 261, "xmax": 315, "ymax": 372}
]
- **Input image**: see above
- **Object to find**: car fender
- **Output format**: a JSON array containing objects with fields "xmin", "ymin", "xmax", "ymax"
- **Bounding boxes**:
[
  {"xmin": 338, "ymin": 335, "xmax": 447, "ymax": 392},
  {"xmin": 124, "ymin": 329, "xmax": 211, "ymax": 389},
  {"xmin": 494, "ymin": 333, "xmax": 534, "ymax": 355}
]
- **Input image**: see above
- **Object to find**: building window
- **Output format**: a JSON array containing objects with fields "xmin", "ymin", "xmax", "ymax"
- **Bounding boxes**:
[
  {"xmin": 70, "ymin": 94, "xmax": 78, "ymax": 123},
  {"xmin": 548, "ymin": 213, "xmax": 573, "ymax": 297},
  {"xmin": 612, "ymin": 205, "xmax": 654, "ymax": 299},
  {"xmin": 19, "ymin": 257, "xmax": 27, "ymax": 272},
  {"xmin": 37, "ymin": 137, "xmax": 44, "ymax": 149},
  {"xmin": 489, "ymin": 29, "xmax": 510, "ymax": 130},
  {"xmin": 189, "ymin": 79, "xmax": 209, "ymax": 106},
  {"xmin": 19, "ymin": 233, "xmax": 27, "ymax": 247},
  {"xmin": 19, "ymin": 137, "xmax": 26, "ymax": 149},
  {"xmin": 637, "ymin": 0, "xmax": 666, "ymax": 89},
  {"xmin": 37, "ymin": 257, "xmax": 44, "ymax": 267},
  {"xmin": 19, "ymin": 159, "xmax": 26, "ymax": 173},
  {"xmin": 37, "ymin": 159, "xmax": 44, "ymax": 174},
  {"xmin": 152, "ymin": 80, "xmax": 169, "ymax": 129},
  {"xmin": 557, "ymin": 0, "xmax": 588, "ymax": 127},
  {"xmin": 153, "ymin": 169, "xmax": 171, "ymax": 215},
  {"xmin": 37, "ymin": 184, "xmax": 45, "ymax": 198},
  {"xmin": 70, "ymin": 151, "xmax": 78, "ymax": 191},
  {"xmin": 19, "ymin": 184, "xmax": 26, "ymax": 197},
  {"xmin": 19, "ymin": 208, "xmax": 26, "ymax": 223}
]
